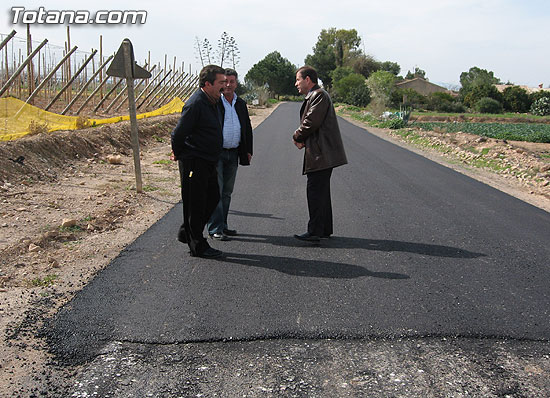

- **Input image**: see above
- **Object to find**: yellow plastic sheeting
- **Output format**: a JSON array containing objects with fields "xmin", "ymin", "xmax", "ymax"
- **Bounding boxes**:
[{"xmin": 0, "ymin": 96, "xmax": 184, "ymax": 141}]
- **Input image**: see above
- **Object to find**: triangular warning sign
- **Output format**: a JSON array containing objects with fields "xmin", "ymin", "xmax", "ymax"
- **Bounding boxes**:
[{"xmin": 106, "ymin": 39, "xmax": 151, "ymax": 79}]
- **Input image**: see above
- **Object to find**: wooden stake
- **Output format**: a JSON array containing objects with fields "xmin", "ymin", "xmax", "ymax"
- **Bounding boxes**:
[
  {"xmin": 66, "ymin": 26, "xmax": 71, "ymax": 102},
  {"xmin": 26, "ymin": 25, "xmax": 35, "ymax": 102},
  {"xmin": 99, "ymin": 35, "xmax": 103, "ymax": 100}
]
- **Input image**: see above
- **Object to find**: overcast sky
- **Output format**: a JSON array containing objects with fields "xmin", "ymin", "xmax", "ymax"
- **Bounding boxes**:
[{"xmin": 1, "ymin": 0, "xmax": 548, "ymax": 88}]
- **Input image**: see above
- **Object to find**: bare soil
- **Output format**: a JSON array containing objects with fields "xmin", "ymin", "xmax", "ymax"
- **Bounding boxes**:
[{"xmin": 1, "ymin": 103, "xmax": 549, "ymax": 396}]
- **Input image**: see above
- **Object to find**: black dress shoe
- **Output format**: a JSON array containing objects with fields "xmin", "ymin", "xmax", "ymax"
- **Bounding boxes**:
[
  {"xmin": 177, "ymin": 225, "xmax": 187, "ymax": 243},
  {"xmin": 177, "ymin": 230, "xmax": 187, "ymax": 243},
  {"xmin": 195, "ymin": 247, "xmax": 222, "ymax": 258},
  {"xmin": 223, "ymin": 228, "xmax": 237, "ymax": 236},
  {"xmin": 294, "ymin": 232, "xmax": 320, "ymax": 242}
]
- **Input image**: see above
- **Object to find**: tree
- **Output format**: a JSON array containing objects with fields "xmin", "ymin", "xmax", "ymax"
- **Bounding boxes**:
[
  {"xmin": 347, "ymin": 84, "xmax": 371, "ymax": 107},
  {"xmin": 367, "ymin": 70, "xmax": 396, "ymax": 109},
  {"xmin": 405, "ymin": 67, "xmax": 426, "ymax": 80},
  {"xmin": 330, "ymin": 66, "xmax": 354, "ymax": 84},
  {"xmin": 462, "ymin": 83, "xmax": 503, "ymax": 109},
  {"xmin": 350, "ymin": 54, "xmax": 380, "ymax": 79},
  {"xmin": 379, "ymin": 61, "xmax": 401, "ymax": 76},
  {"xmin": 245, "ymin": 51, "xmax": 296, "ymax": 96},
  {"xmin": 502, "ymin": 86, "xmax": 531, "ymax": 113},
  {"xmin": 459, "ymin": 66, "xmax": 500, "ymax": 91},
  {"xmin": 304, "ymin": 28, "xmax": 362, "ymax": 87},
  {"xmin": 333, "ymin": 73, "xmax": 366, "ymax": 103},
  {"xmin": 459, "ymin": 66, "xmax": 502, "ymax": 109}
]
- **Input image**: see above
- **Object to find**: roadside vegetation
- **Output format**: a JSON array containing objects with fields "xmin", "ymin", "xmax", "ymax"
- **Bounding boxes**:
[{"xmin": 238, "ymin": 27, "xmax": 550, "ymax": 146}]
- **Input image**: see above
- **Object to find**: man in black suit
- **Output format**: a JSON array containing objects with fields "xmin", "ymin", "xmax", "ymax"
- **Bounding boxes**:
[
  {"xmin": 207, "ymin": 68, "xmax": 253, "ymax": 241},
  {"xmin": 171, "ymin": 65, "xmax": 226, "ymax": 258}
]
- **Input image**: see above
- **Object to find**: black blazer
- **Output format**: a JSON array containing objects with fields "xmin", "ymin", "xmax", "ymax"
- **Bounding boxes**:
[{"xmin": 220, "ymin": 96, "xmax": 253, "ymax": 166}]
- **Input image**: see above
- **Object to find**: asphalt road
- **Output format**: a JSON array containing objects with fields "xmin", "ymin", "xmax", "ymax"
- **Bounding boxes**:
[{"xmin": 44, "ymin": 102, "xmax": 550, "ymax": 396}]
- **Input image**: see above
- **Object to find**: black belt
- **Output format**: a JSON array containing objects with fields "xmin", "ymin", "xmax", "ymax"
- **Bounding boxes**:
[{"xmin": 223, "ymin": 147, "xmax": 238, "ymax": 151}]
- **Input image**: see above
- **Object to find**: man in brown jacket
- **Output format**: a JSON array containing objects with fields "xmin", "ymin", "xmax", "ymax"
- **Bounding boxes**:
[{"xmin": 292, "ymin": 66, "xmax": 348, "ymax": 242}]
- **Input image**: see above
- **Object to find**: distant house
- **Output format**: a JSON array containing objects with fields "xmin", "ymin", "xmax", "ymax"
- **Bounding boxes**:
[
  {"xmin": 395, "ymin": 78, "xmax": 451, "ymax": 96},
  {"xmin": 495, "ymin": 84, "xmax": 550, "ymax": 94}
]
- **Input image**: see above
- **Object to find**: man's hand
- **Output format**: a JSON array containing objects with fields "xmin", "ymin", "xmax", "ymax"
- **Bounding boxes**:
[
  {"xmin": 170, "ymin": 151, "xmax": 177, "ymax": 161},
  {"xmin": 247, "ymin": 153, "xmax": 252, "ymax": 163},
  {"xmin": 293, "ymin": 140, "xmax": 305, "ymax": 149}
]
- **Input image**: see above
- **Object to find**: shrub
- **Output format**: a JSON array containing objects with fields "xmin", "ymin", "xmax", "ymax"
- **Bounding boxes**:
[
  {"xmin": 332, "ymin": 73, "xmax": 366, "ymax": 103},
  {"xmin": 462, "ymin": 83, "xmax": 503, "ymax": 109},
  {"xmin": 346, "ymin": 84, "xmax": 371, "ymax": 107},
  {"xmin": 391, "ymin": 88, "xmax": 427, "ymax": 109},
  {"xmin": 530, "ymin": 97, "xmax": 550, "ymax": 116},
  {"xmin": 474, "ymin": 97, "xmax": 503, "ymax": 114},
  {"xmin": 529, "ymin": 90, "xmax": 550, "ymax": 104},
  {"xmin": 330, "ymin": 66, "xmax": 354, "ymax": 84},
  {"xmin": 425, "ymin": 92, "xmax": 465, "ymax": 113},
  {"xmin": 502, "ymin": 86, "xmax": 531, "ymax": 113},
  {"xmin": 366, "ymin": 70, "xmax": 396, "ymax": 108},
  {"xmin": 379, "ymin": 118, "xmax": 407, "ymax": 129}
]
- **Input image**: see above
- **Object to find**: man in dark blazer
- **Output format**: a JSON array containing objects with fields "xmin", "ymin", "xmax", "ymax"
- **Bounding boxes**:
[
  {"xmin": 171, "ymin": 64, "xmax": 226, "ymax": 258},
  {"xmin": 292, "ymin": 65, "xmax": 348, "ymax": 242},
  {"xmin": 207, "ymin": 68, "xmax": 253, "ymax": 240}
]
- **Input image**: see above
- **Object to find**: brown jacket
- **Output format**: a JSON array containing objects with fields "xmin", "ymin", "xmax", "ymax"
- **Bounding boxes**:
[{"xmin": 293, "ymin": 86, "xmax": 348, "ymax": 174}]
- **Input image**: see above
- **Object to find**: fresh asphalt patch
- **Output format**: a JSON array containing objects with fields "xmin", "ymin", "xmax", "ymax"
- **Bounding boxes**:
[{"xmin": 44, "ymin": 103, "xmax": 550, "ymax": 371}]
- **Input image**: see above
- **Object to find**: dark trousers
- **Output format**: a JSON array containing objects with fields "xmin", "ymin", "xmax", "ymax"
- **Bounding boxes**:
[
  {"xmin": 178, "ymin": 158, "xmax": 220, "ymax": 255},
  {"xmin": 306, "ymin": 168, "xmax": 333, "ymax": 237}
]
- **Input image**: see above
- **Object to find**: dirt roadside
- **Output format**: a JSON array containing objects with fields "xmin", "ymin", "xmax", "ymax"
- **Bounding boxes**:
[
  {"xmin": 1, "ymin": 103, "xmax": 549, "ymax": 396},
  {"xmin": 0, "ymin": 106, "xmax": 276, "ymax": 396}
]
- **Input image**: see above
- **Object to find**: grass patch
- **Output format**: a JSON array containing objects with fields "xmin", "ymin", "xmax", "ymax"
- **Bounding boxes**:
[
  {"xmin": 152, "ymin": 134, "xmax": 165, "ymax": 143},
  {"xmin": 143, "ymin": 185, "xmax": 159, "ymax": 192},
  {"xmin": 59, "ymin": 225, "xmax": 82, "ymax": 233},
  {"xmin": 153, "ymin": 159, "xmax": 172, "ymax": 165},
  {"xmin": 29, "ymin": 274, "xmax": 58, "ymax": 287}
]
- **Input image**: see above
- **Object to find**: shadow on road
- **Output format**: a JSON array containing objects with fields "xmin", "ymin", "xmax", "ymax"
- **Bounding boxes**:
[
  {"xmin": 229, "ymin": 210, "xmax": 285, "ymax": 220},
  {"xmin": 232, "ymin": 234, "xmax": 485, "ymax": 259},
  {"xmin": 216, "ymin": 252, "xmax": 410, "ymax": 280}
]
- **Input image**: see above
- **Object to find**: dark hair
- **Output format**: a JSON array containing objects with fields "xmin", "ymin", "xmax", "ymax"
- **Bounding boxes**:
[
  {"xmin": 297, "ymin": 66, "xmax": 318, "ymax": 84},
  {"xmin": 199, "ymin": 64, "xmax": 225, "ymax": 87},
  {"xmin": 224, "ymin": 68, "xmax": 238, "ymax": 80}
]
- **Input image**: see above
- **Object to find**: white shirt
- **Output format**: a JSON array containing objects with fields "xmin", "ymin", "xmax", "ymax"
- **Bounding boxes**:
[{"xmin": 221, "ymin": 94, "xmax": 241, "ymax": 149}]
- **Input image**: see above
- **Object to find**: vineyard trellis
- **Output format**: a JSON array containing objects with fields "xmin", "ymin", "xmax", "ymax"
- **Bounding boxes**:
[{"xmin": 0, "ymin": 26, "xmax": 198, "ymax": 141}]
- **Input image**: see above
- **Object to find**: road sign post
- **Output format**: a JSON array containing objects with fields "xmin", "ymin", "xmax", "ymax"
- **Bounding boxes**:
[{"xmin": 106, "ymin": 39, "xmax": 151, "ymax": 193}]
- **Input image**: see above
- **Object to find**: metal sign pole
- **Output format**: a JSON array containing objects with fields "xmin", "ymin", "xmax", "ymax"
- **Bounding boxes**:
[
  {"xmin": 107, "ymin": 38, "xmax": 151, "ymax": 194},
  {"xmin": 122, "ymin": 40, "xmax": 143, "ymax": 193}
]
